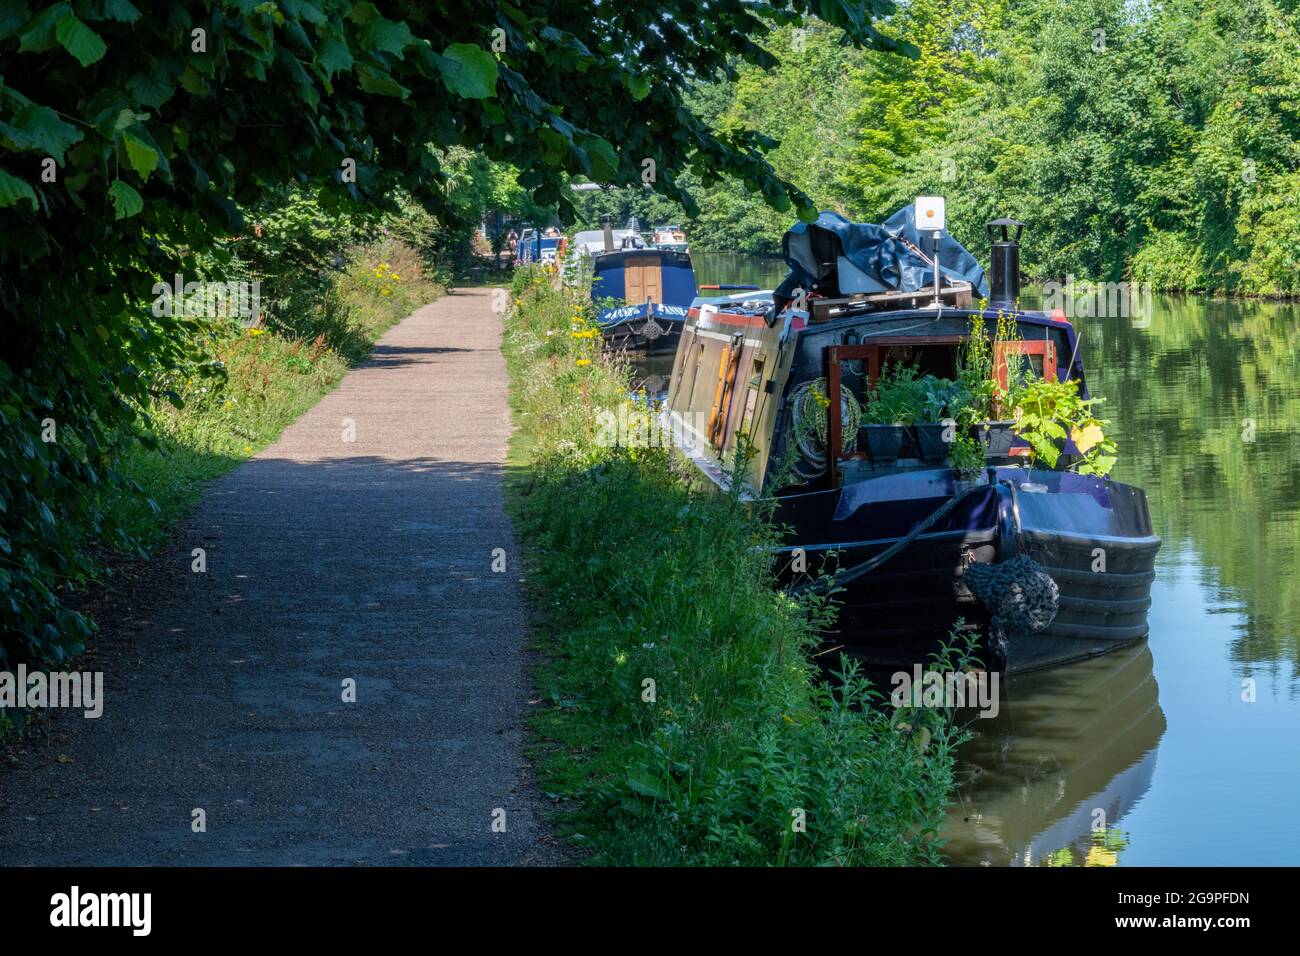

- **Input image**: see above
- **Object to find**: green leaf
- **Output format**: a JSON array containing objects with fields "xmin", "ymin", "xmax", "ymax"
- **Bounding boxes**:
[
  {"xmin": 16, "ymin": 2, "xmax": 70, "ymax": 52},
  {"xmin": 2, "ymin": 105, "xmax": 83, "ymax": 162},
  {"xmin": 355, "ymin": 64, "xmax": 408, "ymax": 99},
  {"xmin": 178, "ymin": 66, "xmax": 208, "ymax": 95},
  {"xmin": 107, "ymin": 179, "xmax": 142, "ymax": 219},
  {"xmin": 315, "ymin": 35, "xmax": 352, "ymax": 77},
  {"xmin": 0, "ymin": 168, "xmax": 37, "ymax": 209},
  {"xmin": 101, "ymin": 0, "xmax": 140, "ymax": 22},
  {"xmin": 627, "ymin": 74, "xmax": 651, "ymax": 101},
  {"xmin": 361, "ymin": 17, "xmax": 410, "ymax": 57},
  {"xmin": 581, "ymin": 135, "xmax": 618, "ymax": 181},
  {"xmin": 435, "ymin": 43, "xmax": 498, "ymax": 99},
  {"xmin": 122, "ymin": 131, "xmax": 158, "ymax": 180},
  {"xmin": 55, "ymin": 13, "xmax": 106, "ymax": 66},
  {"xmin": 626, "ymin": 771, "xmax": 669, "ymax": 800},
  {"xmin": 1089, "ymin": 454, "xmax": 1117, "ymax": 476},
  {"xmin": 281, "ymin": 0, "xmax": 324, "ymax": 24},
  {"xmin": 346, "ymin": 1, "xmax": 380, "ymax": 25},
  {"xmin": 126, "ymin": 71, "xmax": 176, "ymax": 108}
]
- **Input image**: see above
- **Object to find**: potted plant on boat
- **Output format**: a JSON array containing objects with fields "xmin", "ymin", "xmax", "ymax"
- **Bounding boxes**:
[
  {"xmin": 953, "ymin": 311, "xmax": 1024, "ymax": 460},
  {"xmin": 948, "ymin": 427, "xmax": 987, "ymax": 490},
  {"xmin": 913, "ymin": 376, "xmax": 962, "ymax": 464},
  {"xmin": 1011, "ymin": 378, "xmax": 1118, "ymax": 475},
  {"xmin": 862, "ymin": 362, "xmax": 926, "ymax": 463}
]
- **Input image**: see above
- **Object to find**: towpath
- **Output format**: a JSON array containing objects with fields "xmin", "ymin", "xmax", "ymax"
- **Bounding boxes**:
[{"xmin": 0, "ymin": 288, "xmax": 558, "ymax": 865}]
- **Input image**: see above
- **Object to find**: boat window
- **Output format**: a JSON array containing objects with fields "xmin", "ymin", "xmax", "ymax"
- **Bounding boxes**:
[{"xmin": 994, "ymin": 339, "xmax": 1057, "ymax": 390}]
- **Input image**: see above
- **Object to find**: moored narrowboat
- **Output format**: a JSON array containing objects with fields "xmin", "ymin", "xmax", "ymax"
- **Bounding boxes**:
[
  {"xmin": 662, "ymin": 203, "xmax": 1160, "ymax": 675},
  {"xmin": 575, "ymin": 216, "xmax": 699, "ymax": 354},
  {"xmin": 515, "ymin": 226, "xmax": 562, "ymax": 265}
]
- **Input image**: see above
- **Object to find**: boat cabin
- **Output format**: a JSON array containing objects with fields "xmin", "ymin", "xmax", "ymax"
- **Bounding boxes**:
[
  {"xmin": 665, "ymin": 288, "xmax": 1085, "ymax": 495},
  {"xmin": 592, "ymin": 248, "xmax": 697, "ymax": 309},
  {"xmin": 661, "ymin": 205, "xmax": 1158, "ymax": 676}
]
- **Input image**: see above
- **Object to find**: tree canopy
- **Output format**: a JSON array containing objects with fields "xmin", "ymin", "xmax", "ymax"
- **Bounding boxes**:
[
  {"xmin": 0, "ymin": 1, "xmax": 909, "ymax": 659},
  {"xmin": 676, "ymin": 0, "xmax": 1300, "ymax": 297}
]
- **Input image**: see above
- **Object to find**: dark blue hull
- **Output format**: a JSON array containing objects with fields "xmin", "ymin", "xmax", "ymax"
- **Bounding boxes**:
[{"xmin": 774, "ymin": 467, "xmax": 1160, "ymax": 675}]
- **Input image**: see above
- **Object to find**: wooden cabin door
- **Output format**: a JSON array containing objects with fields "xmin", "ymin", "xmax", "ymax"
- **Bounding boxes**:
[
  {"xmin": 708, "ymin": 333, "xmax": 746, "ymax": 448},
  {"xmin": 624, "ymin": 257, "xmax": 663, "ymax": 303}
]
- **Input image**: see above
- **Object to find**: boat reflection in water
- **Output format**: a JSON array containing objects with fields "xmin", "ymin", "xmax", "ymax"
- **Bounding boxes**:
[{"xmin": 944, "ymin": 641, "xmax": 1165, "ymax": 866}]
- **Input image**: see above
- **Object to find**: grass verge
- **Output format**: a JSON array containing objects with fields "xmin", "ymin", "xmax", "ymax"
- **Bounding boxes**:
[{"xmin": 503, "ymin": 265, "xmax": 968, "ymax": 866}]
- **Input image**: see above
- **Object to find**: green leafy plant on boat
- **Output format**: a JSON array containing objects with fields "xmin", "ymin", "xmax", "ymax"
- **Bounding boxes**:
[
  {"xmin": 863, "ymin": 361, "xmax": 928, "ymax": 424},
  {"xmin": 1011, "ymin": 378, "xmax": 1117, "ymax": 476},
  {"xmin": 947, "ymin": 428, "xmax": 986, "ymax": 476}
]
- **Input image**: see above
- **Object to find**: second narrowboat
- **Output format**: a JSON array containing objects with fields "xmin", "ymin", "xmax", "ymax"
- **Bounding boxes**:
[{"xmin": 572, "ymin": 216, "xmax": 699, "ymax": 355}]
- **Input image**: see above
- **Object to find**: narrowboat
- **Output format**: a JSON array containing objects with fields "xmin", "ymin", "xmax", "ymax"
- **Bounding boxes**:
[
  {"xmin": 515, "ymin": 227, "xmax": 562, "ymax": 265},
  {"xmin": 662, "ymin": 202, "xmax": 1160, "ymax": 675},
  {"xmin": 652, "ymin": 224, "xmax": 689, "ymax": 252},
  {"xmin": 575, "ymin": 216, "xmax": 699, "ymax": 355}
]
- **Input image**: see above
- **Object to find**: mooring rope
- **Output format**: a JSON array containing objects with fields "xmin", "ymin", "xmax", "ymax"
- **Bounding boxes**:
[{"xmin": 790, "ymin": 482, "xmax": 988, "ymax": 595}]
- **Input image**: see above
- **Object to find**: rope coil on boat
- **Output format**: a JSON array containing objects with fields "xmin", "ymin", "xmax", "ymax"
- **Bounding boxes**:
[{"xmin": 786, "ymin": 376, "xmax": 862, "ymax": 483}]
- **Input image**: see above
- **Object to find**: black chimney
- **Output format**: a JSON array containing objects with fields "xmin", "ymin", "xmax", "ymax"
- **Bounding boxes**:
[
  {"xmin": 986, "ymin": 218, "xmax": 1024, "ymax": 306},
  {"xmin": 601, "ymin": 214, "xmax": 614, "ymax": 253}
]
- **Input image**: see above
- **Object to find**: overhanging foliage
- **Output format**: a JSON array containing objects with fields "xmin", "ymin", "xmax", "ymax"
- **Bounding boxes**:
[{"xmin": 0, "ymin": 1, "xmax": 907, "ymax": 660}]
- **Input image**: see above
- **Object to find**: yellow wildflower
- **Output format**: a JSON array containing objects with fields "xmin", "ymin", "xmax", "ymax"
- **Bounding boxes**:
[{"xmin": 1085, "ymin": 845, "xmax": 1118, "ymax": 867}]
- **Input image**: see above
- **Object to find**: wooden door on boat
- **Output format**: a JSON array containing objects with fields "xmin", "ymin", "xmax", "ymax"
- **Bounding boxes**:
[
  {"xmin": 708, "ymin": 335, "xmax": 744, "ymax": 445},
  {"xmin": 624, "ymin": 257, "xmax": 663, "ymax": 304}
]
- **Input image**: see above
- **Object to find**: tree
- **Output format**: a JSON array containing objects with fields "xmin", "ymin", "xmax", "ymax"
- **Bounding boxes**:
[{"xmin": 0, "ymin": 1, "xmax": 911, "ymax": 660}]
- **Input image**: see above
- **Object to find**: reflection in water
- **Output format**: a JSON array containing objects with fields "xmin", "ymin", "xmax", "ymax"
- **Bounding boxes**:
[
  {"xmin": 949, "ymin": 291, "xmax": 1300, "ymax": 864},
  {"xmin": 690, "ymin": 251, "xmax": 788, "ymax": 292},
  {"xmin": 627, "ymin": 354, "xmax": 675, "ymax": 402},
  {"xmin": 639, "ymin": 257, "xmax": 1300, "ymax": 864},
  {"xmin": 944, "ymin": 643, "xmax": 1165, "ymax": 866}
]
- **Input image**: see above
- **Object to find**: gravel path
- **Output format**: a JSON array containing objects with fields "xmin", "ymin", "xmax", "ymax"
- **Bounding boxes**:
[{"xmin": 0, "ymin": 288, "xmax": 560, "ymax": 866}]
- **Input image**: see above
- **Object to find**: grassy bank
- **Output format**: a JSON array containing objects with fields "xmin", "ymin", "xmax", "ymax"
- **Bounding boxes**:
[
  {"xmin": 106, "ymin": 240, "xmax": 442, "ymax": 552},
  {"xmin": 504, "ymin": 266, "xmax": 967, "ymax": 866}
]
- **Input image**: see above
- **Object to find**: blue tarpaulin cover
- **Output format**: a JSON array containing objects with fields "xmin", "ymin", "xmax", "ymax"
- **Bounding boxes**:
[{"xmin": 775, "ymin": 205, "xmax": 990, "ymax": 305}]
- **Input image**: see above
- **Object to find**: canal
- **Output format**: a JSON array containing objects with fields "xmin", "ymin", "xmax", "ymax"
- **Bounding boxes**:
[{"xmin": 685, "ymin": 252, "xmax": 1300, "ymax": 866}]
